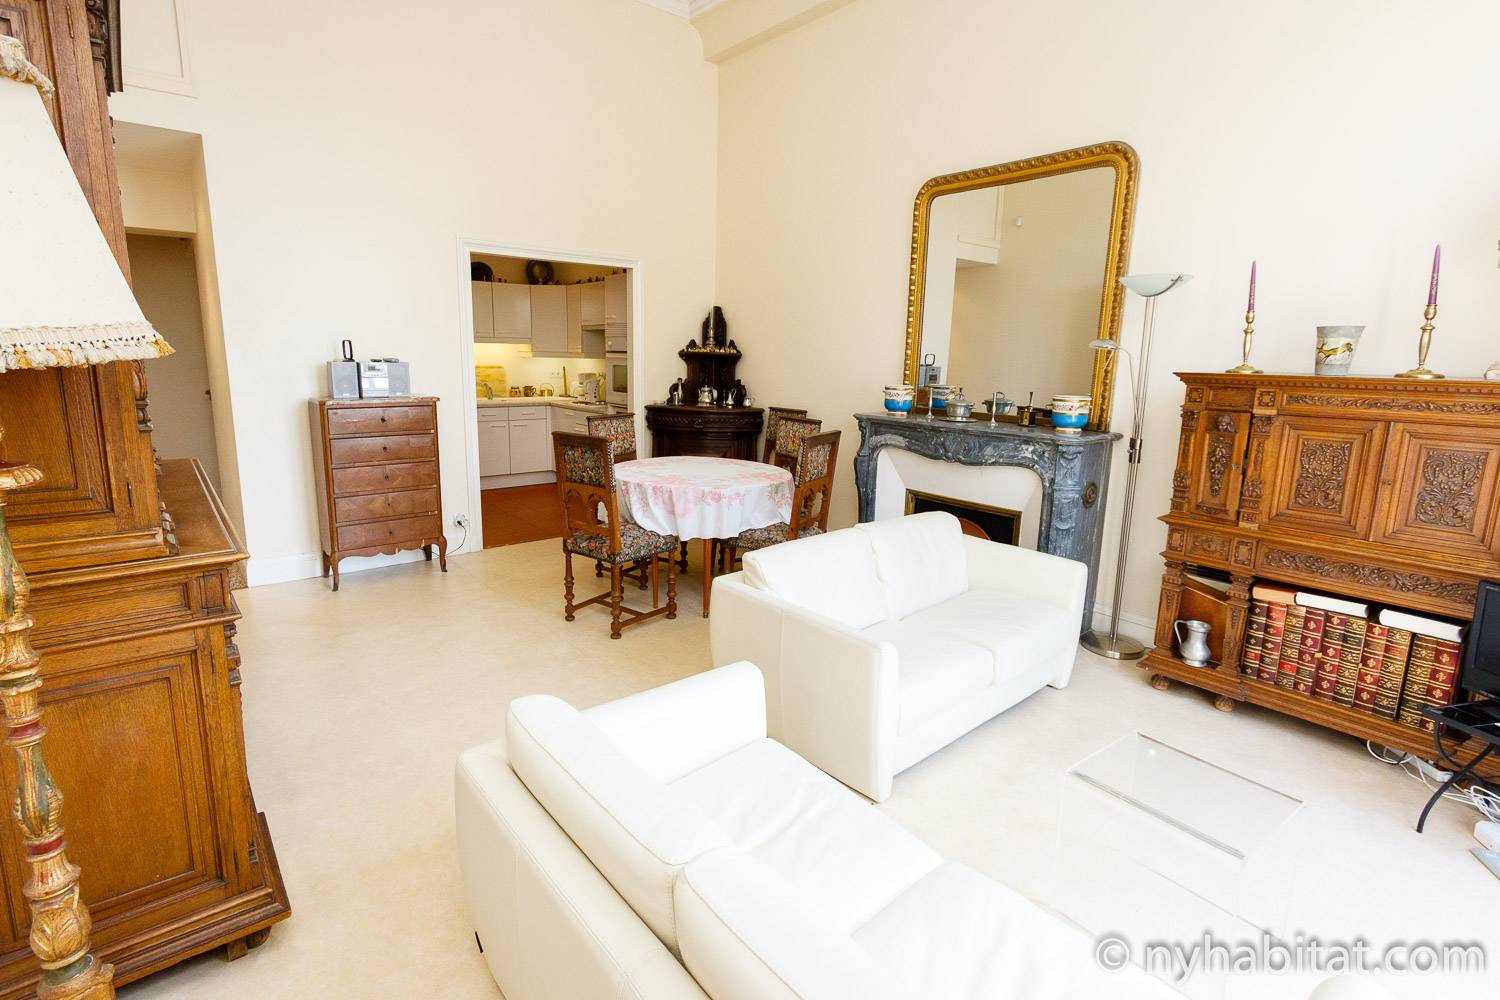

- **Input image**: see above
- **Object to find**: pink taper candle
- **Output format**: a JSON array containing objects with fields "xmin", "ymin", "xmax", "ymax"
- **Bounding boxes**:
[
  {"xmin": 1247, "ymin": 260, "xmax": 1257, "ymax": 313},
  {"xmin": 1427, "ymin": 244, "xmax": 1441, "ymax": 307}
]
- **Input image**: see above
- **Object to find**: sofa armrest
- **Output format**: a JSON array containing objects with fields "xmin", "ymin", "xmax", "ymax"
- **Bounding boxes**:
[
  {"xmin": 778, "ymin": 606, "xmax": 900, "ymax": 801},
  {"xmin": 961, "ymin": 535, "xmax": 1087, "ymax": 614},
  {"xmin": 710, "ymin": 573, "xmax": 789, "ymax": 737},
  {"xmin": 583, "ymin": 662, "xmax": 767, "ymax": 784}
]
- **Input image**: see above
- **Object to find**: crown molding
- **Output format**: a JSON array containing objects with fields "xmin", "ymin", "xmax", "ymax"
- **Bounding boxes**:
[{"xmin": 635, "ymin": 0, "xmax": 728, "ymax": 19}]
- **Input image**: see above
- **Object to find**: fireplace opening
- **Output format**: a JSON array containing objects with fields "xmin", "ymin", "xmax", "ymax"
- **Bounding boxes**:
[{"xmin": 904, "ymin": 489, "xmax": 1021, "ymax": 544}]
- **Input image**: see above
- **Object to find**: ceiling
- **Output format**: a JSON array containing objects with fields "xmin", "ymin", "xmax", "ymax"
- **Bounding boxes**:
[{"xmin": 636, "ymin": 0, "xmax": 728, "ymax": 17}]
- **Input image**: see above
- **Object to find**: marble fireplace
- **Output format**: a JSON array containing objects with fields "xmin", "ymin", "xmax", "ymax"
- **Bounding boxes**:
[{"xmin": 854, "ymin": 412, "xmax": 1120, "ymax": 631}]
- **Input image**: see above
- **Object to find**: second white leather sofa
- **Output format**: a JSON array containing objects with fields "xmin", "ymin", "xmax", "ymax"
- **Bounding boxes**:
[{"xmin": 710, "ymin": 511, "xmax": 1087, "ymax": 800}]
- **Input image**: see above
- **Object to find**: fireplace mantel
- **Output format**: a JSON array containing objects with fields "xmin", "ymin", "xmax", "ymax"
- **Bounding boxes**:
[{"xmin": 853, "ymin": 413, "xmax": 1120, "ymax": 631}]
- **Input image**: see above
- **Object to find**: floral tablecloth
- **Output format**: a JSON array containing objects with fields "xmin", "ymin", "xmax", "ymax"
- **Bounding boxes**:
[{"xmin": 615, "ymin": 457, "xmax": 792, "ymax": 541}]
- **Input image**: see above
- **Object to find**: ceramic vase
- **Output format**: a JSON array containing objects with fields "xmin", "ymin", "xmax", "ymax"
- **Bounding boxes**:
[
  {"xmin": 1051, "ymin": 394, "xmax": 1091, "ymax": 433},
  {"xmin": 928, "ymin": 385, "xmax": 956, "ymax": 411},
  {"xmin": 1314, "ymin": 326, "xmax": 1364, "ymax": 376},
  {"xmin": 883, "ymin": 384, "xmax": 915, "ymax": 416}
]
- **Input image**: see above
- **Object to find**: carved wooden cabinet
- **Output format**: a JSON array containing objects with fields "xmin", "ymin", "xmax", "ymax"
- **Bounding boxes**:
[
  {"xmin": 645, "ymin": 405, "xmax": 764, "ymax": 460},
  {"xmin": 1146, "ymin": 374, "xmax": 1500, "ymax": 772}
]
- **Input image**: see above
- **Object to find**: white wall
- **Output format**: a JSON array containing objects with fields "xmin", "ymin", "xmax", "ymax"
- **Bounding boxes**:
[
  {"xmin": 714, "ymin": 0, "xmax": 1500, "ymax": 628},
  {"xmin": 111, "ymin": 0, "xmax": 718, "ymax": 584}
]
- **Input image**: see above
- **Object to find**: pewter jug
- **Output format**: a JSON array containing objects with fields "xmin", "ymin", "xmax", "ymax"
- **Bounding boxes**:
[{"xmin": 1174, "ymin": 619, "xmax": 1211, "ymax": 667}]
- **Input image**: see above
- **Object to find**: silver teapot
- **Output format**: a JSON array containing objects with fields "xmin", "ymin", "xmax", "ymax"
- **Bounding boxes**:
[
  {"xmin": 943, "ymin": 389, "xmax": 974, "ymax": 420},
  {"xmin": 697, "ymin": 385, "xmax": 718, "ymax": 406}
]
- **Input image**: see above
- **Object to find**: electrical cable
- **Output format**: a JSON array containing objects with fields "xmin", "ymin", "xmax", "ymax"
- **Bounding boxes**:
[{"xmin": 1366, "ymin": 740, "xmax": 1500, "ymax": 824}]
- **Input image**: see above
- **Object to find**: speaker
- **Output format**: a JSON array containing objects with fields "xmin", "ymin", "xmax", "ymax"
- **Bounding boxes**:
[
  {"xmin": 328, "ymin": 361, "xmax": 360, "ymax": 399},
  {"xmin": 358, "ymin": 361, "xmax": 411, "ymax": 398}
]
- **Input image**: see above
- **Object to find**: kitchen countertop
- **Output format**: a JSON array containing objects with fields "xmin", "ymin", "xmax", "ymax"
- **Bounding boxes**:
[{"xmin": 476, "ymin": 397, "xmax": 613, "ymax": 412}]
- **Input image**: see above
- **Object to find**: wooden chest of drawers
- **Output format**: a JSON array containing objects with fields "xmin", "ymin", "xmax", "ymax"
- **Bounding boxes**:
[{"xmin": 309, "ymin": 398, "xmax": 447, "ymax": 590}]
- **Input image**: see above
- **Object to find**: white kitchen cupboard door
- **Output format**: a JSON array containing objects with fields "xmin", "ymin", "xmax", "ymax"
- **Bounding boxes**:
[
  {"xmin": 493, "ymin": 284, "xmax": 532, "ymax": 343},
  {"xmin": 472, "ymin": 281, "xmax": 495, "ymax": 341},
  {"xmin": 478, "ymin": 414, "xmax": 511, "ymax": 475},
  {"xmin": 581, "ymin": 283, "xmax": 605, "ymax": 327},
  {"xmin": 603, "ymin": 274, "xmax": 626, "ymax": 326},
  {"xmin": 508, "ymin": 417, "xmax": 552, "ymax": 474},
  {"xmin": 530, "ymin": 285, "xmax": 568, "ymax": 355},
  {"xmin": 566, "ymin": 284, "xmax": 584, "ymax": 355}
]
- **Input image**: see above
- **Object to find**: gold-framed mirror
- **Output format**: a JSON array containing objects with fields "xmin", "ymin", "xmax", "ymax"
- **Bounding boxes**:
[{"xmin": 902, "ymin": 141, "xmax": 1139, "ymax": 431}]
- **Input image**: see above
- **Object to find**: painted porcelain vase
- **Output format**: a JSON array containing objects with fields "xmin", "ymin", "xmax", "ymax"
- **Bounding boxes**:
[
  {"xmin": 928, "ymin": 385, "xmax": 956, "ymax": 410},
  {"xmin": 1051, "ymin": 394, "xmax": 1091, "ymax": 433},
  {"xmin": 883, "ymin": 384, "xmax": 915, "ymax": 415},
  {"xmin": 1314, "ymin": 326, "xmax": 1364, "ymax": 375}
]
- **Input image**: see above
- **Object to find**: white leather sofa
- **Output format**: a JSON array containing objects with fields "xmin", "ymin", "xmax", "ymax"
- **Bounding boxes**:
[
  {"xmin": 455, "ymin": 662, "xmax": 1178, "ymax": 999},
  {"xmin": 710, "ymin": 511, "xmax": 1086, "ymax": 801}
]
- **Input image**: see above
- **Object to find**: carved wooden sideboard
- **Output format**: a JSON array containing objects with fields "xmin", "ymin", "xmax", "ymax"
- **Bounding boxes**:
[
  {"xmin": 1143, "ymin": 373, "xmax": 1500, "ymax": 771},
  {"xmin": 645, "ymin": 405, "xmax": 764, "ymax": 461}
]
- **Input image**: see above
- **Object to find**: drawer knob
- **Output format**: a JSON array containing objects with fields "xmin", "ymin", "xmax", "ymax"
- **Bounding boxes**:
[
  {"xmin": 382, "ymin": 445, "xmax": 389, "ymax": 452},
  {"xmin": 380, "ymin": 415, "xmax": 387, "ymax": 423},
  {"xmin": 383, "ymin": 470, "xmax": 391, "ymax": 480}
]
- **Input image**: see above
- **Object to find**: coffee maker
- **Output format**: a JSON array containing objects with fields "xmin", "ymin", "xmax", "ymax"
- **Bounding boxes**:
[{"xmin": 578, "ymin": 372, "xmax": 602, "ymax": 403}]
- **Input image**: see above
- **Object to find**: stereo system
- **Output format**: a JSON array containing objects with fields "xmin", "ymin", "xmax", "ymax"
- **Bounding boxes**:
[{"xmin": 326, "ymin": 339, "xmax": 412, "ymax": 399}]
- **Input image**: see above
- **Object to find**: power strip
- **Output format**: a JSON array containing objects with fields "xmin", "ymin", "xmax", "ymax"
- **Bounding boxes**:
[
  {"xmin": 1474, "ymin": 849, "xmax": 1500, "ymax": 881},
  {"xmin": 1411, "ymin": 755, "xmax": 1453, "ymax": 784},
  {"xmin": 1478, "ymin": 820, "xmax": 1500, "ymax": 852}
]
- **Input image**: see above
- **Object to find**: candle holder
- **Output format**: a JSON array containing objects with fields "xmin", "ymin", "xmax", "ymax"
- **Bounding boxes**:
[
  {"xmin": 1225, "ymin": 308, "xmax": 1262, "ymax": 374},
  {"xmin": 1395, "ymin": 303, "xmax": 1444, "ymax": 380}
]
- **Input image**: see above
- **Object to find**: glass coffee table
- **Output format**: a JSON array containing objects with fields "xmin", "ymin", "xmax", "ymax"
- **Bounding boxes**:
[{"xmin": 1053, "ymin": 733, "xmax": 1304, "ymax": 999}]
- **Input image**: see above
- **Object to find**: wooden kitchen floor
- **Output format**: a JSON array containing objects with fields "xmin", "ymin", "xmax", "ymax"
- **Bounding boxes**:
[{"xmin": 481, "ymin": 485, "xmax": 564, "ymax": 548}]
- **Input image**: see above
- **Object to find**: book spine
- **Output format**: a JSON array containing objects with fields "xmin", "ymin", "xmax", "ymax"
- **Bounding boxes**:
[
  {"xmin": 1397, "ymin": 635, "xmax": 1437, "ymax": 729},
  {"xmin": 1294, "ymin": 608, "xmax": 1326, "ymax": 695},
  {"xmin": 1241, "ymin": 599, "xmax": 1269, "ymax": 676},
  {"xmin": 1259, "ymin": 602, "xmax": 1288, "ymax": 685},
  {"xmin": 1334, "ymin": 617, "xmax": 1367, "ymax": 708},
  {"xmin": 1373, "ymin": 627, "xmax": 1414, "ymax": 720},
  {"xmin": 1420, "ymin": 639, "xmax": 1464, "ymax": 734},
  {"xmin": 1277, "ymin": 605, "xmax": 1307, "ymax": 690},
  {"xmin": 1315, "ymin": 614, "xmax": 1347, "ymax": 702},
  {"xmin": 1353, "ymin": 624, "xmax": 1388, "ymax": 712}
]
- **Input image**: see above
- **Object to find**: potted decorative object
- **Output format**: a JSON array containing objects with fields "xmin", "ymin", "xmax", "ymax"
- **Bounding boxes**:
[
  {"xmin": 1314, "ymin": 326, "xmax": 1363, "ymax": 375},
  {"xmin": 1051, "ymin": 394, "xmax": 1091, "ymax": 433},
  {"xmin": 883, "ymin": 384, "xmax": 915, "ymax": 416}
]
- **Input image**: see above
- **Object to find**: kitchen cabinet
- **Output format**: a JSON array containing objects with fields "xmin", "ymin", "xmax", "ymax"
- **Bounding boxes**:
[
  {"xmin": 581, "ymin": 283, "xmax": 606, "ymax": 327},
  {"xmin": 566, "ymin": 284, "xmax": 584, "ymax": 354},
  {"xmin": 492, "ymin": 284, "xmax": 532, "ymax": 344},
  {"xmin": 530, "ymin": 286, "xmax": 568, "ymax": 355},
  {"xmin": 604, "ymin": 274, "xmax": 626, "ymax": 326},
  {"xmin": 472, "ymin": 281, "xmax": 495, "ymax": 339},
  {"xmin": 478, "ymin": 411, "xmax": 512, "ymax": 476},
  {"xmin": 508, "ymin": 414, "xmax": 553, "ymax": 474}
]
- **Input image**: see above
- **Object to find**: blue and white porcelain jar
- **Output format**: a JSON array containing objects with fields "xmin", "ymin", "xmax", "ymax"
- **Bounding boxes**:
[
  {"xmin": 883, "ymin": 384, "xmax": 915, "ymax": 415},
  {"xmin": 1051, "ymin": 394, "xmax": 1091, "ymax": 433}
]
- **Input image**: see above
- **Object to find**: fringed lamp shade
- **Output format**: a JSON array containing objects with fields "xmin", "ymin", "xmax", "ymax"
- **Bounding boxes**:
[{"xmin": 0, "ymin": 34, "xmax": 171, "ymax": 371}]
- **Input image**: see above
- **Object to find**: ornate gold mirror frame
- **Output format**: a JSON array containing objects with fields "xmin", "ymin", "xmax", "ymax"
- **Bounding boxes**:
[{"xmin": 902, "ymin": 141, "xmax": 1139, "ymax": 431}]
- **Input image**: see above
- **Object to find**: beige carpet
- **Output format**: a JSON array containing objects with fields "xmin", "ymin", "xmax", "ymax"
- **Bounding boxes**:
[{"xmin": 118, "ymin": 541, "xmax": 1497, "ymax": 999}]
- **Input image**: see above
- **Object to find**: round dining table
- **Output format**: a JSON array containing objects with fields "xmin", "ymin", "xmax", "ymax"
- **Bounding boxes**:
[{"xmin": 614, "ymin": 456, "xmax": 793, "ymax": 616}]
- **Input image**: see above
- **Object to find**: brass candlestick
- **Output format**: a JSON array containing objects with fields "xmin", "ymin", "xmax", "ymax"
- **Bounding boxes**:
[
  {"xmin": 1225, "ymin": 309, "xmax": 1262, "ymax": 374},
  {"xmin": 1395, "ymin": 303, "xmax": 1444, "ymax": 379}
]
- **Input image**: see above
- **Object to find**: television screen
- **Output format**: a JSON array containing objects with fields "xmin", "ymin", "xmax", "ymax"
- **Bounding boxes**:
[{"xmin": 1461, "ymin": 580, "xmax": 1500, "ymax": 700}]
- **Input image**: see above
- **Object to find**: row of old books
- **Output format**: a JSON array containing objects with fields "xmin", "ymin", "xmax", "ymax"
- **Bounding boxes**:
[{"xmin": 1241, "ymin": 584, "xmax": 1465, "ymax": 734}]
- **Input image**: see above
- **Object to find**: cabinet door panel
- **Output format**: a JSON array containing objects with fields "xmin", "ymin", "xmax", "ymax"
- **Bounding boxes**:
[
  {"xmin": 471, "ymin": 281, "xmax": 494, "ymax": 339},
  {"xmin": 492, "ymin": 285, "xmax": 531, "ymax": 343},
  {"xmin": 1374, "ymin": 423, "xmax": 1500, "ymax": 559},
  {"xmin": 1187, "ymin": 410, "xmax": 1250, "ymax": 522},
  {"xmin": 530, "ymin": 286, "xmax": 568, "ymax": 354},
  {"xmin": 508, "ymin": 419, "xmax": 550, "ymax": 474},
  {"xmin": 1261, "ymin": 416, "xmax": 1385, "ymax": 538},
  {"xmin": 478, "ymin": 419, "xmax": 511, "ymax": 476}
]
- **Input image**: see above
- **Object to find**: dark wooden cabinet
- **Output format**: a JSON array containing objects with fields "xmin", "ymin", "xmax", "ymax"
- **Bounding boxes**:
[
  {"xmin": 309, "ymin": 398, "xmax": 447, "ymax": 590},
  {"xmin": 645, "ymin": 404, "xmax": 764, "ymax": 461},
  {"xmin": 1146, "ymin": 373, "xmax": 1500, "ymax": 775}
]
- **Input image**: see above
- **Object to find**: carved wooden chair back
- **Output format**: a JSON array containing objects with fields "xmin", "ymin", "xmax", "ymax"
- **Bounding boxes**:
[
  {"xmin": 762, "ymin": 406, "xmax": 810, "ymax": 464},
  {"xmin": 772, "ymin": 415, "xmax": 822, "ymax": 474},
  {"xmin": 789, "ymin": 430, "xmax": 840, "ymax": 539},
  {"xmin": 586, "ymin": 412, "xmax": 637, "ymax": 463},
  {"xmin": 552, "ymin": 432, "xmax": 621, "ymax": 556}
]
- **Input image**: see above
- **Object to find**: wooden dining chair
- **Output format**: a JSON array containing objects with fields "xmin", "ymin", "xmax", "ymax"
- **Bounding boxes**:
[
  {"xmin": 725, "ymin": 430, "xmax": 841, "ymax": 565},
  {"xmin": 552, "ymin": 432, "xmax": 677, "ymax": 639},
  {"xmin": 771, "ymin": 415, "xmax": 822, "ymax": 474},
  {"xmin": 586, "ymin": 412, "xmax": 637, "ymax": 462},
  {"xmin": 762, "ymin": 406, "xmax": 810, "ymax": 464}
]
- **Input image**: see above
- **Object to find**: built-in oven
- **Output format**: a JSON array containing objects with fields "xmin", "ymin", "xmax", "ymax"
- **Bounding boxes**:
[{"xmin": 605, "ymin": 355, "xmax": 629, "ymax": 406}]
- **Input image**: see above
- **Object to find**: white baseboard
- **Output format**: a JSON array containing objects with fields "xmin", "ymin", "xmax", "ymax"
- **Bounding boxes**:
[
  {"xmin": 1088, "ymin": 604, "xmax": 1157, "ymax": 645},
  {"xmin": 246, "ymin": 539, "xmax": 476, "ymax": 587},
  {"xmin": 481, "ymin": 472, "xmax": 556, "ymax": 490}
]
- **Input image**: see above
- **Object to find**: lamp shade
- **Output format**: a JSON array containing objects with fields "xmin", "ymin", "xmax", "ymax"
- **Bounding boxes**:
[
  {"xmin": 0, "ymin": 35, "xmax": 170, "ymax": 372},
  {"xmin": 1120, "ymin": 273, "xmax": 1193, "ymax": 297}
]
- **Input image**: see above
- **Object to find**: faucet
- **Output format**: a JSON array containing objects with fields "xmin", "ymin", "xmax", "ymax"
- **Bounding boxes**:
[{"xmin": 480, "ymin": 381, "xmax": 495, "ymax": 400}]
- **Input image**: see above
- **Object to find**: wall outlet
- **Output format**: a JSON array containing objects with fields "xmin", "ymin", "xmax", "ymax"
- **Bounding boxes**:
[{"xmin": 454, "ymin": 514, "xmax": 469, "ymax": 529}]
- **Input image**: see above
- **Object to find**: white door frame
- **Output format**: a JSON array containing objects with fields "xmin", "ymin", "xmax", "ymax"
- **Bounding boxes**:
[{"xmin": 453, "ymin": 238, "xmax": 646, "ymax": 551}]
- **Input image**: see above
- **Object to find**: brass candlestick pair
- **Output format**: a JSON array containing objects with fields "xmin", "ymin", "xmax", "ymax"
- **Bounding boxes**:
[{"xmin": 1395, "ymin": 303, "xmax": 1444, "ymax": 379}]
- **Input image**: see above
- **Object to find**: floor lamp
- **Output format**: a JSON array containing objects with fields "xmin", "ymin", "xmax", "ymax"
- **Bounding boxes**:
[
  {"xmin": 0, "ymin": 36, "xmax": 172, "ymax": 1000},
  {"xmin": 1080, "ymin": 273, "xmax": 1192, "ymax": 660}
]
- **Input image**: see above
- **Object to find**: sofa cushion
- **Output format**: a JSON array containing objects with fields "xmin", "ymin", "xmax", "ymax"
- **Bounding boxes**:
[
  {"xmin": 899, "ymin": 589, "xmax": 1072, "ymax": 687},
  {"xmin": 675, "ymin": 849, "xmax": 909, "ymax": 1000},
  {"xmin": 860, "ymin": 620, "xmax": 995, "ymax": 735},
  {"xmin": 670, "ymin": 738, "xmax": 941, "ymax": 932},
  {"xmin": 853, "ymin": 862, "xmax": 1175, "ymax": 999},
  {"xmin": 506, "ymin": 695, "xmax": 730, "ymax": 954},
  {"xmin": 743, "ymin": 528, "xmax": 889, "ymax": 630},
  {"xmin": 856, "ymin": 511, "xmax": 969, "ymax": 620}
]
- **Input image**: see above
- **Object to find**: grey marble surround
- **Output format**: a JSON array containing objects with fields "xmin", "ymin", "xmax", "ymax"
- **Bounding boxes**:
[{"xmin": 853, "ymin": 413, "xmax": 1120, "ymax": 632}]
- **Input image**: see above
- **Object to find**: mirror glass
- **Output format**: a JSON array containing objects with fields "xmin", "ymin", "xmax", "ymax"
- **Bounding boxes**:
[{"xmin": 904, "ymin": 144, "xmax": 1138, "ymax": 429}]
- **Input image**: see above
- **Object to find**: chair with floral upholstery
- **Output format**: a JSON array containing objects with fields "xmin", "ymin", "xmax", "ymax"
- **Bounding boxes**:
[
  {"xmin": 586, "ymin": 412, "xmax": 637, "ymax": 463},
  {"xmin": 725, "ymin": 429, "xmax": 840, "ymax": 563},
  {"xmin": 770, "ymin": 415, "xmax": 822, "ymax": 474},
  {"xmin": 761, "ymin": 406, "xmax": 809, "ymax": 464},
  {"xmin": 552, "ymin": 432, "xmax": 677, "ymax": 638}
]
